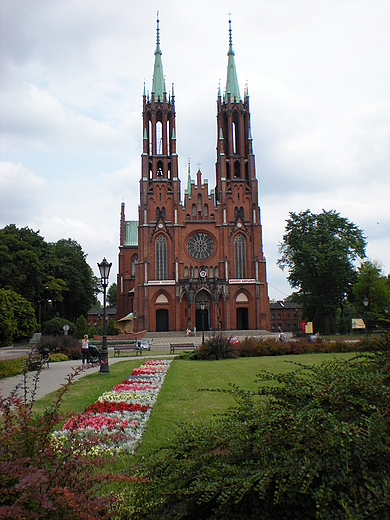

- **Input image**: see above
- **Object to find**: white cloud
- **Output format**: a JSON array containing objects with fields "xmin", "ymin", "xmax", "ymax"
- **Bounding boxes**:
[
  {"xmin": 0, "ymin": 162, "xmax": 46, "ymax": 224},
  {"xmin": 0, "ymin": 0, "xmax": 389, "ymax": 300}
]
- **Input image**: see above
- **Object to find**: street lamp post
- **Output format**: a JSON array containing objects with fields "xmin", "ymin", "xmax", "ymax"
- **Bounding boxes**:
[
  {"xmin": 200, "ymin": 301, "xmax": 205, "ymax": 345},
  {"xmin": 98, "ymin": 257, "xmax": 112, "ymax": 374},
  {"xmin": 363, "ymin": 297, "xmax": 369, "ymax": 336}
]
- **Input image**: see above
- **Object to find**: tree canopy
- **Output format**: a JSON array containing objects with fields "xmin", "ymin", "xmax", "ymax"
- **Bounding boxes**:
[
  {"xmin": 353, "ymin": 260, "xmax": 390, "ymax": 331},
  {"xmin": 0, "ymin": 225, "xmax": 99, "ymax": 325},
  {"xmin": 278, "ymin": 209, "xmax": 366, "ymax": 334},
  {"xmin": 107, "ymin": 283, "xmax": 117, "ymax": 308}
]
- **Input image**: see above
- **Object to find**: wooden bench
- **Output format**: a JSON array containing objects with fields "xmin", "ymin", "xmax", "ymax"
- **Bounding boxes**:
[
  {"xmin": 28, "ymin": 348, "xmax": 50, "ymax": 370},
  {"xmin": 113, "ymin": 344, "xmax": 142, "ymax": 357},
  {"xmin": 169, "ymin": 343, "xmax": 196, "ymax": 354}
]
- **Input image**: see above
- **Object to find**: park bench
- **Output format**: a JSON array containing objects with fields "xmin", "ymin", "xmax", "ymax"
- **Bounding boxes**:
[
  {"xmin": 113, "ymin": 344, "xmax": 142, "ymax": 357},
  {"xmin": 169, "ymin": 343, "xmax": 196, "ymax": 354},
  {"xmin": 28, "ymin": 348, "xmax": 50, "ymax": 370}
]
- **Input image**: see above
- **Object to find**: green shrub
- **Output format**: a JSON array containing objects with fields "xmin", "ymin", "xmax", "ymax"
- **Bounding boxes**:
[
  {"xmin": 43, "ymin": 316, "xmax": 75, "ymax": 336},
  {"xmin": 88, "ymin": 325, "xmax": 97, "ymax": 339},
  {"xmin": 0, "ymin": 357, "xmax": 27, "ymax": 379},
  {"xmin": 195, "ymin": 334, "xmax": 236, "ymax": 360},
  {"xmin": 49, "ymin": 352, "xmax": 69, "ymax": 362},
  {"xmin": 124, "ymin": 347, "xmax": 390, "ymax": 519},
  {"xmin": 75, "ymin": 315, "xmax": 88, "ymax": 339}
]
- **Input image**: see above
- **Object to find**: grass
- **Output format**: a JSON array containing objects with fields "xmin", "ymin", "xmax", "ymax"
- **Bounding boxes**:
[{"xmin": 30, "ymin": 351, "xmax": 356, "ymax": 473}]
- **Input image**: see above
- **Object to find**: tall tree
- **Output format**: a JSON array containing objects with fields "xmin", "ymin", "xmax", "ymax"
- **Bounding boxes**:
[
  {"xmin": 0, "ymin": 225, "xmax": 50, "ymax": 304},
  {"xmin": 278, "ymin": 209, "xmax": 366, "ymax": 334},
  {"xmin": 51, "ymin": 239, "xmax": 98, "ymax": 321},
  {"xmin": 107, "ymin": 283, "xmax": 117, "ymax": 308},
  {"xmin": 352, "ymin": 260, "xmax": 390, "ymax": 331}
]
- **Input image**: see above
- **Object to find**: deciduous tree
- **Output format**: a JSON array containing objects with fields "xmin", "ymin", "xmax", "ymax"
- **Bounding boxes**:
[{"xmin": 278, "ymin": 209, "xmax": 366, "ymax": 334}]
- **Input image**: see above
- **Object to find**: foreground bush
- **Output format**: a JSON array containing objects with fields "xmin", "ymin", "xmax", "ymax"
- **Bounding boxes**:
[
  {"xmin": 122, "ymin": 345, "xmax": 390, "ymax": 519},
  {"xmin": 0, "ymin": 359, "xmax": 122, "ymax": 519}
]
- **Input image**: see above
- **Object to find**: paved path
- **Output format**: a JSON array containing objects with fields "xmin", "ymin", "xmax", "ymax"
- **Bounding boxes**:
[
  {"xmin": 0, "ymin": 330, "xmax": 275, "ymax": 401},
  {"xmin": 0, "ymin": 353, "xmax": 133, "ymax": 401}
]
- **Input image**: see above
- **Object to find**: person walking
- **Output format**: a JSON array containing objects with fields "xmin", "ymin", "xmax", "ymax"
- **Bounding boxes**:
[{"xmin": 81, "ymin": 334, "xmax": 90, "ymax": 366}]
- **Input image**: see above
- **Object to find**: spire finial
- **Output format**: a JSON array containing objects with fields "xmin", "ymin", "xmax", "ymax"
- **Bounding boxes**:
[
  {"xmin": 228, "ymin": 14, "xmax": 234, "ymax": 54},
  {"xmin": 225, "ymin": 15, "xmax": 241, "ymax": 101},
  {"xmin": 155, "ymin": 11, "xmax": 161, "ymax": 53}
]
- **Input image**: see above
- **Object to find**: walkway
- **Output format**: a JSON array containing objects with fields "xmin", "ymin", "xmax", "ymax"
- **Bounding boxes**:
[{"xmin": 0, "ymin": 329, "xmax": 274, "ymax": 401}]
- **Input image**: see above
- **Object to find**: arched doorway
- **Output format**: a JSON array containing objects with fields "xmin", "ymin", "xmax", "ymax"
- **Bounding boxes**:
[
  {"xmin": 236, "ymin": 308, "xmax": 249, "ymax": 330},
  {"xmin": 156, "ymin": 309, "xmax": 169, "ymax": 331},
  {"xmin": 195, "ymin": 292, "xmax": 210, "ymax": 333}
]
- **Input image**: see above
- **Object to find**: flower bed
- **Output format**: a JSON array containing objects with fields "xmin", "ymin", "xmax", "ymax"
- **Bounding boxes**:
[{"xmin": 53, "ymin": 359, "xmax": 171, "ymax": 455}]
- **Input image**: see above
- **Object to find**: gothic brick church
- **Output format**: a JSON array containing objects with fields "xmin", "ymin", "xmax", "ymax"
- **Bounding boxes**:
[{"xmin": 117, "ymin": 17, "xmax": 270, "ymax": 333}]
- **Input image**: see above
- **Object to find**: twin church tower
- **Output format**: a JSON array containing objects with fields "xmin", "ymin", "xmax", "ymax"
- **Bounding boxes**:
[{"xmin": 117, "ymin": 16, "xmax": 270, "ymax": 333}]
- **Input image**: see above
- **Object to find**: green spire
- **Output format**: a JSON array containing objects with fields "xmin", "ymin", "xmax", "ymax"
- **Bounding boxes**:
[
  {"xmin": 152, "ymin": 12, "xmax": 166, "ymax": 100},
  {"xmin": 225, "ymin": 18, "xmax": 241, "ymax": 101}
]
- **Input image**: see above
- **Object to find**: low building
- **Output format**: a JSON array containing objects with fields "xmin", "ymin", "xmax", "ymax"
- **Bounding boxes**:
[
  {"xmin": 270, "ymin": 301, "xmax": 302, "ymax": 335},
  {"xmin": 87, "ymin": 307, "xmax": 117, "ymax": 329}
]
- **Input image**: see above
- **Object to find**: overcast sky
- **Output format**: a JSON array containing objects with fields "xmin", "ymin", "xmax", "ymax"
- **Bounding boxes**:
[{"xmin": 1, "ymin": 0, "xmax": 389, "ymax": 303}]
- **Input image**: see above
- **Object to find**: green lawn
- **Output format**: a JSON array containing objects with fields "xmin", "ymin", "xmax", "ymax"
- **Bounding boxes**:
[{"xmin": 32, "ymin": 352, "xmax": 356, "ymax": 464}]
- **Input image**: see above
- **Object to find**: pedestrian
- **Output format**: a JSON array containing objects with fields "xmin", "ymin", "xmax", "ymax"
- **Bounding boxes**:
[
  {"xmin": 193, "ymin": 326, "xmax": 196, "ymax": 337},
  {"xmin": 81, "ymin": 334, "xmax": 90, "ymax": 366}
]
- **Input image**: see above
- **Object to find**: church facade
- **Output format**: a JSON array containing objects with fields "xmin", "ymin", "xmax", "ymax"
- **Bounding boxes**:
[{"xmin": 117, "ymin": 18, "xmax": 270, "ymax": 333}]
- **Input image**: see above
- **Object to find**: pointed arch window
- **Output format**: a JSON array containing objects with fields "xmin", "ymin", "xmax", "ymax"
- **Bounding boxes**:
[
  {"xmin": 148, "ymin": 120, "xmax": 153, "ymax": 156},
  {"xmin": 234, "ymin": 235, "xmax": 246, "ymax": 279},
  {"xmin": 157, "ymin": 160, "xmax": 163, "ymax": 178},
  {"xmin": 198, "ymin": 194, "xmax": 202, "ymax": 220},
  {"xmin": 192, "ymin": 204, "xmax": 197, "ymax": 220},
  {"xmin": 131, "ymin": 254, "xmax": 138, "ymax": 277},
  {"xmin": 156, "ymin": 121, "xmax": 163, "ymax": 155},
  {"xmin": 232, "ymin": 112, "xmax": 239, "ymax": 154},
  {"xmin": 156, "ymin": 235, "xmax": 167, "ymax": 280},
  {"xmin": 204, "ymin": 203, "xmax": 209, "ymax": 219}
]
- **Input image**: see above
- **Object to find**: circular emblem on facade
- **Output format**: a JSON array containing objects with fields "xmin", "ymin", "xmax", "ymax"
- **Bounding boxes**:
[
  {"xmin": 200, "ymin": 270, "xmax": 207, "ymax": 278},
  {"xmin": 187, "ymin": 233, "xmax": 215, "ymax": 260},
  {"xmin": 237, "ymin": 222, "xmax": 242, "ymax": 228},
  {"xmin": 158, "ymin": 223, "xmax": 163, "ymax": 229}
]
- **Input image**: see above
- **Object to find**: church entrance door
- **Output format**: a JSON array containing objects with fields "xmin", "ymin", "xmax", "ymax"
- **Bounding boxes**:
[
  {"xmin": 156, "ymin": 309, "xmax": 169, "ymax": 331},
  {"xmin": 236, "ymin": 308, "xmax": 248, "ymax": 330},
  {"xmin": 196, "ymin": 308, "xmax": 209, "ymax": 333}
]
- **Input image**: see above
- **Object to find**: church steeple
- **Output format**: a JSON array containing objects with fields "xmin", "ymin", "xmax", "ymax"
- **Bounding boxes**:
[
  {"xmin": 151, "ymin": 12, "xmax": 166, "ymax": 100},
  {"xmin": 225, "ymin": 18, "xmax": 241, "ymax": 101}
]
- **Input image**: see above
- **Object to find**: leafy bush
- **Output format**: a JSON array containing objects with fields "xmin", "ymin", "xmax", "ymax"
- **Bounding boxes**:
[
  {"xmin": 123, "ymin": 347, "xmax": 390, "ymax": 519},
  {"xmin": 0, "ymin": 357, "xmax": 27, "ymax": 380},
  {"xmin": 195, "ymin": 334, "xmax": 236, "ymax": 360},
  {"xmin": 43, "ymin": 316, "xmax": 75, "ymax": 337},
  {"xmin": 38, "ymin": 335, "xmax": 81, "ymax": 360},
  {"xmin": 0, "ymin": 360, "xmax": 124, "ymax": 519}
]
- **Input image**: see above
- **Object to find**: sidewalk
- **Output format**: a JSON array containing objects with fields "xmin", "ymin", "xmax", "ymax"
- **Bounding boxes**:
[
  {"xmin": 0, "ymin": 330, "xmax": 273, "ymax": 401},
  {"xmin": 0, "ymin": 354, "xmax": 129, "ymax": 401}
]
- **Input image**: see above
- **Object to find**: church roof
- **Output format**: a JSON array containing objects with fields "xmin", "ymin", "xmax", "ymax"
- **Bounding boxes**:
[
  {"xmin": 123, "ymin": 221, "xmax": 138, "ymax": 246},
  {"xmin": 151, "ymin": 13, "xmax": 166, "ymax": 100},
  {"xmin": 225, "ymin": 19, "xmax": 241, "ymax": 102}
]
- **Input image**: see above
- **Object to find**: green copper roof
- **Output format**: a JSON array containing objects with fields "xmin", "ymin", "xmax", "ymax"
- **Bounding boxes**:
[
  {"xmin": 123, "ymin": 221, "xmax": 138, "ymax": 247},
  {"xmin": 225, "ymin": 19, "xmax": 241, "ymax": 101},
  {"xmin": 152, "ymin": 14, "xmax": 166, "ymax": 100}
]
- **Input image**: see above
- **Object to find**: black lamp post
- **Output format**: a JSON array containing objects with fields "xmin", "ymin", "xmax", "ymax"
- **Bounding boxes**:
[
  {"xmin": 200, "ymin": 301, "xmax": 205, "ymax": 345},
  {"xmin": 363, "ymin": 297, "xmax": 369, "ymax": 336},
  {"xmin": 296, "ymin": 307, "xmax": 299, "ymax": 337},
  {"xmin": 98, "ymin": 257, "xmax": 112, "ymax": 374}
]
